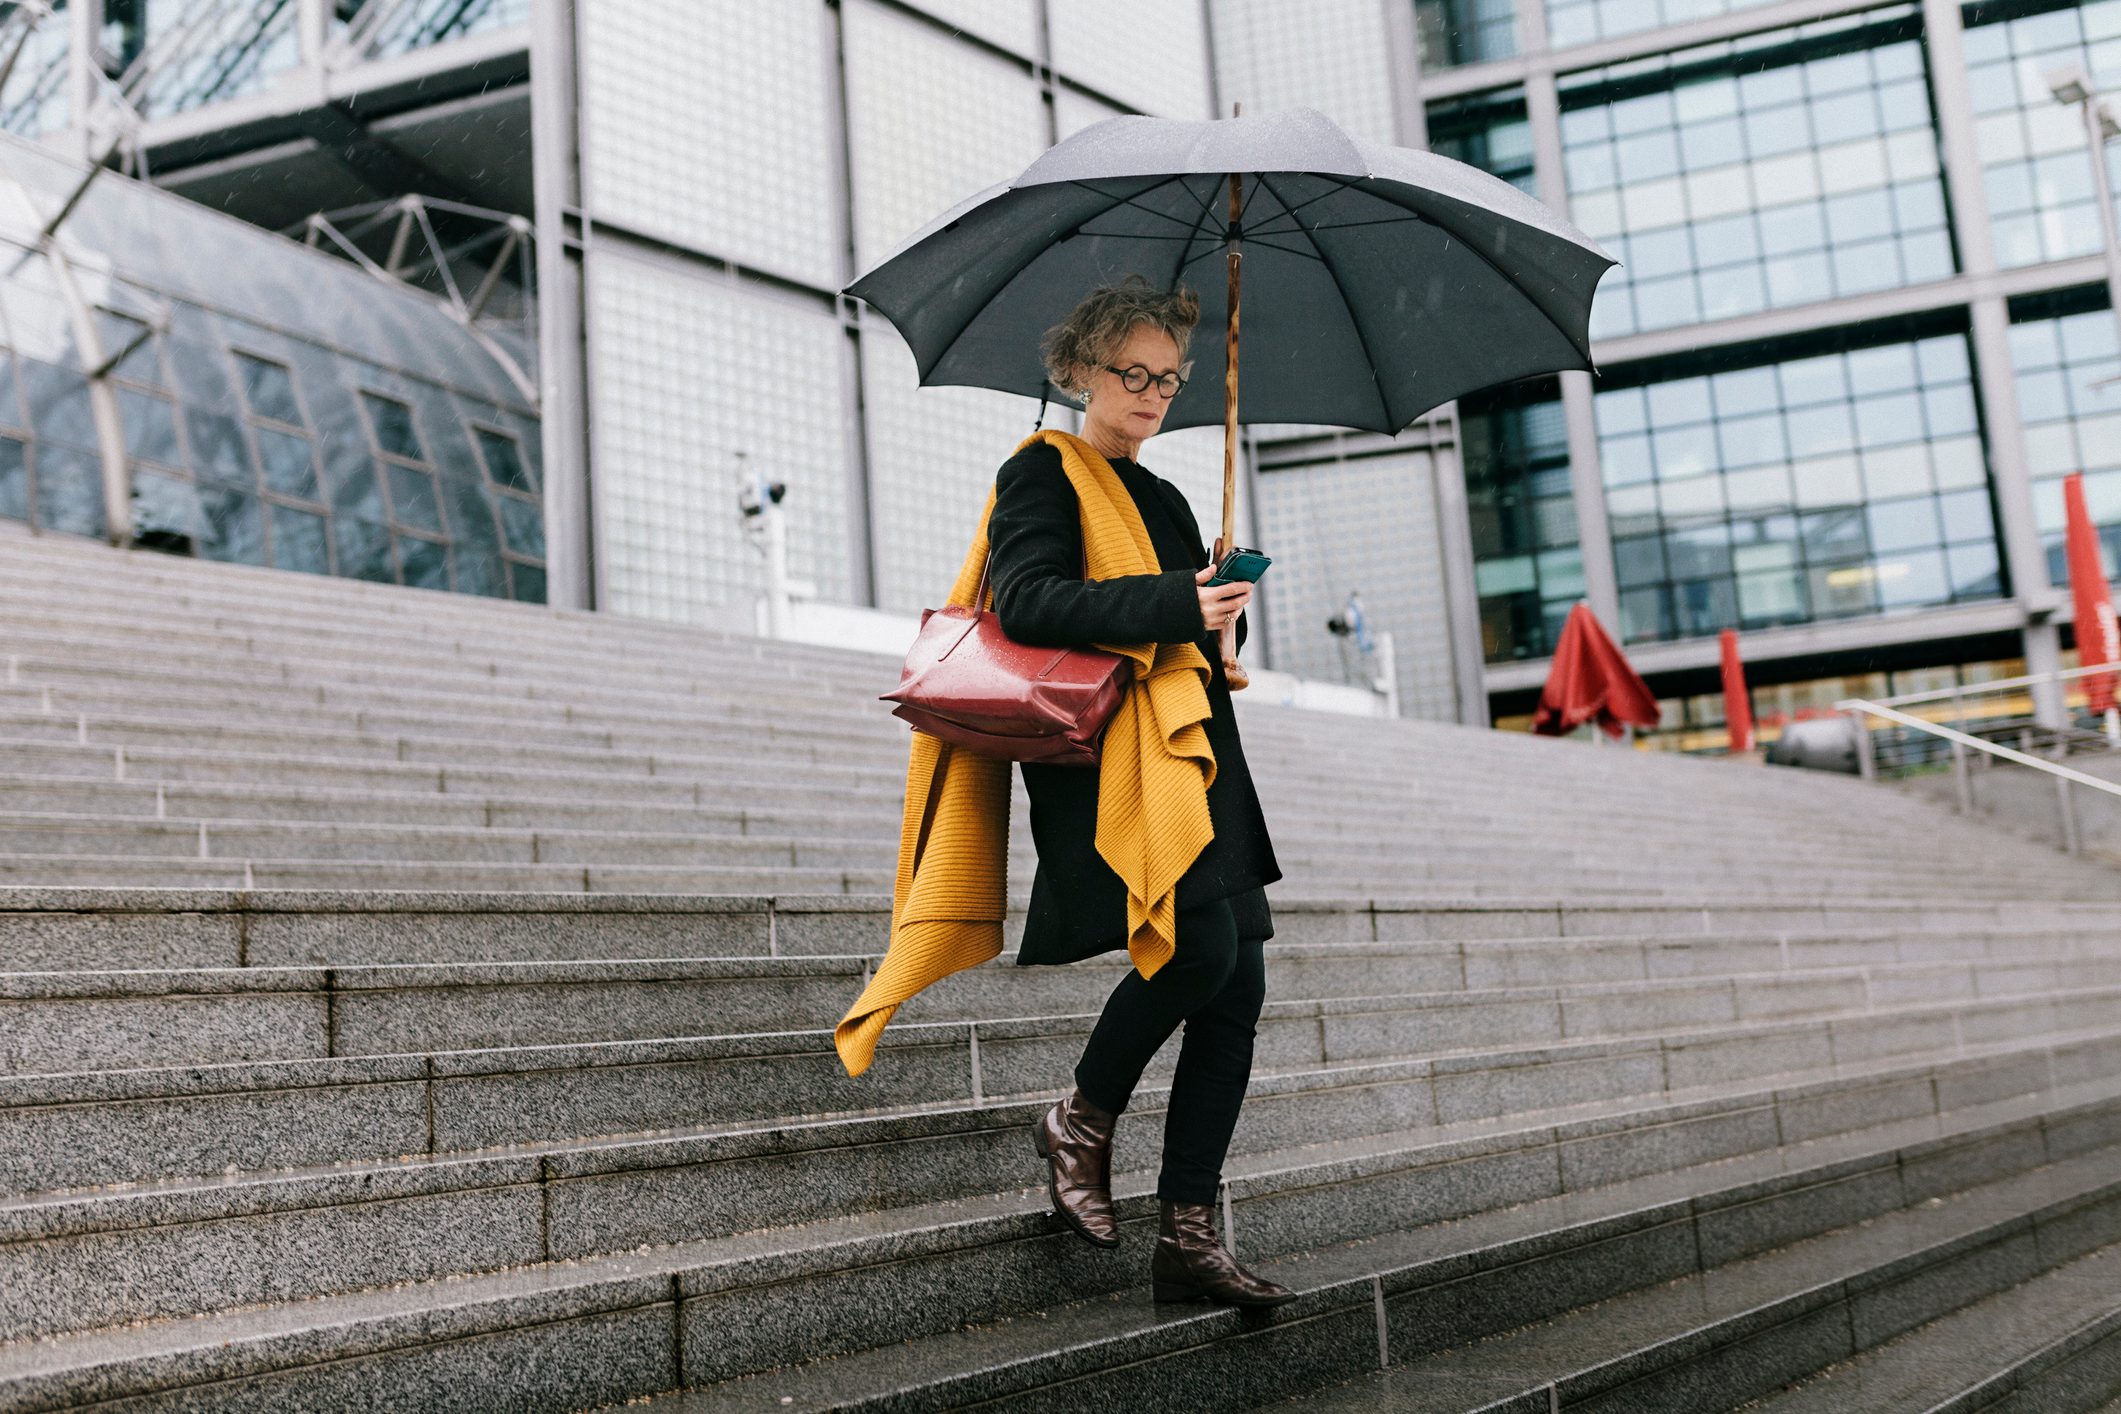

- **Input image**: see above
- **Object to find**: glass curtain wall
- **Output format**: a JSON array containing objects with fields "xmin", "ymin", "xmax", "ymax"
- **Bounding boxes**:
[
  {"xmin": 0, "ymin": 0, "xmax": 73, "ymax": 138},
  {"xmin": 1560, "ymin": 4, "xmax": 1952, "ymax": 340},
  {"xmin": 1417, "ymin": 0, "xmax": 1518, "ymax": 69},
  {"xmin": 1462, "ymin": 380, "xmax": 1582, "ymax": 661},
  {"xmin": 1963, "ymin": 0, "xmax": 2121, "ymax": 269},
  {"xmin": 2008, "ymin": 289, "xmax": 2121, "ymax": 585},
  {"xmin": 9, "ymin": 0, "xmax": 536, "ymax": 133},
  {"xmin": 1546, "ymin": 0, "xmax": 1792, "ymax": 50},
  {"xmin": 0, "ymin": 134, "xmax": 545, "ymax": 599},
  {"xmin": 1596, "ymin": 322, "xmax": 2006, "ymax": 643},
  {"xmin": 1427, "ymin": 86, "xmax": 1539, "ymax": 197}
]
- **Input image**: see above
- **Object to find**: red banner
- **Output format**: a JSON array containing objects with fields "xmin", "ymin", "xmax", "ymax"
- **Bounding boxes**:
[
  {"xmin": 1719, "ymin": 628, "xmax": 1753, "ymax": 753},
  {"xmin": 2063, "ymin": 471, "xmax": 2118, "ymax": 715}
]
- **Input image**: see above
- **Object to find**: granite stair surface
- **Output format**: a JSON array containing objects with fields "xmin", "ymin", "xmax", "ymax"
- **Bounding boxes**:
[{"xmin": 0, "ymin": 525, "xmax": 2118, "ymax": 1411}]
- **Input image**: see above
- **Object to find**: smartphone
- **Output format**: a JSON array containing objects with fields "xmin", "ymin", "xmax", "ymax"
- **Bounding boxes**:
[{"xmin": 1206, "ymin": 547, "xmax": 1272, "ymax": 587}]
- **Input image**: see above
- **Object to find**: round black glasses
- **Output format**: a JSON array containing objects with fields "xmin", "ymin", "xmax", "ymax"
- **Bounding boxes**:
[{"xmin": 1102, "ymin": 363, "xmax": 1190, "ymax": 398}]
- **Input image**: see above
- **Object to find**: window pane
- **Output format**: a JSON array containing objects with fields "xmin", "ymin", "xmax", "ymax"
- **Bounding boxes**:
[
  {"xmin": 397, "ymin": 532, "xmax": 450, "ymax": 588},
  {"xmin": 334, "ymin": 516, "xmax": 396, "ymax": 583},
  {"xmin": 363, "ymin": 391, "xmax": 426, "ymax": 461},
  {"xmin": 387, "ymin": 465, "xmax": 443, "ymax": 533},
  {"xmin": 200, "ymin": 485, "xmax": 265, "ymax": 563},
  {"xmin": 233, "ymin": 352, "xmax": 304, "ymax": 425},
  {"xmin": 270, "ymin": 505, "xmax": 331, "ymax": 574},
  {"xmin": 0, "ymin": 437, "xmax": 24, "ymax": 521},
  {"xmin": 476, "ymin": 427, "xmax": 536, "ymax": 491},
  {"xmin": 254, "ymin": 427, "xmax": 319, "ymax": 500}
]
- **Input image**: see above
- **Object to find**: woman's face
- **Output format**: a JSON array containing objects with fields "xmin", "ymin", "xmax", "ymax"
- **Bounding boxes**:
[{"xmin": 1083, "ymin": 325, "xmax": 1188, "ymax": 447}]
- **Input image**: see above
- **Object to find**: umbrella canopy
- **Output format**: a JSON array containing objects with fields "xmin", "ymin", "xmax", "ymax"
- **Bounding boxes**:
[
  {"xmin": 1719, "ymin": 627, "xmax": 1754, "ymax": 753},
  {"xmin": 844, "ymin": 106, "xmax": 1618, "ymax": 435},
  {"xmin": 1531, "ymin": 602, "xmax": 1659, "ymax": 739},
  {"xmin": 2063, "ymin": 470, "xmax": 2120, "ymax": 717}
]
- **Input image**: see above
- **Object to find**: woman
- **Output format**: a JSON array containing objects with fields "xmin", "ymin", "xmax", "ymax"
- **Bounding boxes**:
[{"xmin": 985, "ymin": 275, "xmax": 1293, "ymax": 1308}]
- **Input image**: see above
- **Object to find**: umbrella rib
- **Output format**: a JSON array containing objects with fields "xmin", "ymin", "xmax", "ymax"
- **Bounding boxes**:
[
  {"xmin": 1235, "ymin": 170, "xmax": 1267, "ymax": 228},
  {"xmin": 1350, "ymin": 183, "xmax": 1599, "ymax": 369},
  {"xmin": 907, "ymin": 174, "xmax": 1205, "ymax": 385},
  {"xmin": 1177, "ymin": 240, "xmax": 1232, "ymax": 275},
  {"xmin": 1244, "ymin": 236, "xmax": 1324, "ymax": 261},
  {"xmin": 1250, "ymin": 213, "xmax": 1428, "ymax": 238},
  {"xmin": 1066, "ymin": 177, "xmax": 1206, "ymax": 236},
  {"xmin": 1166, "ymin": 174, "xmax": 1223, "ymax": 293},
  {"xmin": 1166, "ymin": 171, "xmax": 1220, "ymax": 228},
  {"xmin": 1245, "ymin": 176, "xmax": 1364, "ymax": 232},
  {"xmin": 1079, "ymin": 230, "xmax": 1221, "ymax": 242},
  {"xmin": 1255, "ymin": 173, "xmax": 1392, "ymax": 429},
  {"xmin": 1172, "ymin": 231, "xmax": 1321, "ymax": 269}
]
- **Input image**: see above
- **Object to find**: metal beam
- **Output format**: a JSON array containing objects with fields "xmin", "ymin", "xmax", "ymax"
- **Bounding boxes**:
[
  {"xmin": 293, "ymin": 99, "xmax": 457, "ymax": 203},
  {"xmin": 824, "ymin": 0, "xmax": 876, "ymax": 609},
  {"xmin": 1483, "ymin": 597, "xmax": 2032, "ymax": 693},
  {"xmin": 530, "ymin": 0, "xmax": 593, "ymax": 610}
]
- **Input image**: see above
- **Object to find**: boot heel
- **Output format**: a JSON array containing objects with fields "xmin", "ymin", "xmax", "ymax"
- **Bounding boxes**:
[{"xmin": 1152, "ymin": 1279, "xmax": 1205, "ymax": 1302}]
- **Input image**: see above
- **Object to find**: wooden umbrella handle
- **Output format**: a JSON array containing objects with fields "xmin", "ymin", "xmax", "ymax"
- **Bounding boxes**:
[
  {"xmin": 1213, "ymin": 535, "xmax": 1248, "ymax": 691},
  {"xmin": 1221, "ymin": 159, "xmax": 1249, "ymax": 692}
]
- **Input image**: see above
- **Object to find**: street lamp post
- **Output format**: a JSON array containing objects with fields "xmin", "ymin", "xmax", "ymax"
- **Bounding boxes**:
[
  {"xmin": 2048, "ymin": 64, "xmax": 2121, "ymax": 382},
  {"xmin": 2048, "ymin": 65, "xmax": 2121, "ymax": 737}
]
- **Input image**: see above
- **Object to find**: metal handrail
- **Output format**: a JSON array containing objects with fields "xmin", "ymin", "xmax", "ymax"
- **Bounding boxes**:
[
  {"xmin": 1837, "ymin": 696, "xmax": 2121, "ymax": 856},
  {"xmin": 1863, "ymin": 661, "xmax": 2120, "ymax": 710}
]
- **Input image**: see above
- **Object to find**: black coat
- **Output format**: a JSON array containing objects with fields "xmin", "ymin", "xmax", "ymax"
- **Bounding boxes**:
[{"xmin": 985, "ymin": 439, "xmax": 1281, "ymax": 966}]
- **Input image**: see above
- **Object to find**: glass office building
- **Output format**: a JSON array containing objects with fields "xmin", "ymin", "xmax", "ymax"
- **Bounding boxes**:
[
  {"xmin": 0, "ymin": 132, "xmax": 544, "ymax": 598},
  {"xmin": 1415, "ymin": 0, "xmax": 2118, "ymax": 743},
  {"xmin": 9, "ymin": 0, "xmax": 2118, "ymax": 744}
]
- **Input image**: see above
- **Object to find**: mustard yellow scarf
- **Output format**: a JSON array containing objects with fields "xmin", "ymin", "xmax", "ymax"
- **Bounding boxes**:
[{"xmin": 833, "ymin": 429, "xmax": 1218, "ymax": 1077}]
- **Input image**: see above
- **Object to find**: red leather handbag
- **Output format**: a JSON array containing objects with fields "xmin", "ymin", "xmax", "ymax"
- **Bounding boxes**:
[{"xmin": 880, "ymin": 545, "xmax": 1133, "ymax": 767}]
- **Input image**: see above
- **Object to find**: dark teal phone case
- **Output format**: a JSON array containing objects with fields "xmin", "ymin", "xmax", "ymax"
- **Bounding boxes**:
[{"xmin": 1206, "ymin": 549, "xmax": 1272, "ymax": 587}]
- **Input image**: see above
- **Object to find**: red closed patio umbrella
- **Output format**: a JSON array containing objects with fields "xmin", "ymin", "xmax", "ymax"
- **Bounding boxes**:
[
  {"xmin": 2063, "ymin": 471, "xmax": 2119, "ymax": 723},
  {"xmin": 1719, "ymin": 628, "xmax": 1754, "ymax": 753},
  {"xmin": 1531, "ymin": 601, "xmax": 1660, "ymax": 739}
]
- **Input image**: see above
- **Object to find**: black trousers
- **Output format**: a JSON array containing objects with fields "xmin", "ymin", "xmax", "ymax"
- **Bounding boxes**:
[{"xmin": 1071, "ymin": 895, "xmax": 1266, "ymax": 1205}]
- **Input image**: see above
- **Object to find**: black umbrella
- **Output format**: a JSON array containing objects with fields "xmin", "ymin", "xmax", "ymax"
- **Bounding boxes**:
[{"xmin": 845, "ymin": 104, "xmax": 1619, "ymax": 685}]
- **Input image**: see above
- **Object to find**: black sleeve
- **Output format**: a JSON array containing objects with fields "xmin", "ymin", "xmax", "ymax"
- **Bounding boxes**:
[
  {"xmin": 986, "ymin": 445, "xmax": 1206, "ymax": 648},
  {"xmin": 1157, "ymin": 475, "xmax": 1248, "ymax": 657}
]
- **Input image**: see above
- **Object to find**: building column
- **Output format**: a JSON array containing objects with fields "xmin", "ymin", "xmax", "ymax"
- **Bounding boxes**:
[
  {"xmin": 292, "ymin": 0, "xmax": 333, "ymax": 104},
  {"xmin": 1923, "ymin": 0, "xmax": 2064, "ymax": 725},
  {"xmin": 1382, "ymin": 0, "xmax": 1491, "ymax": 723},
  {"xmin": 530, "ymin": 0, "xmax": 596, "ymax": 610},
  {"xmin": 1523, "ymin": 42, "xmax": 1623, "ymax": 641},
  {"xmin": 823, "ymin": 0, "xmax": 877, "ymax": 607},
  {"xmin": 296, "ymin": 0, "xmax": 331, "ymax": 61},
  {"xmin": 65, "ymin": 0, "xmax": 98, "ymax": 162}
]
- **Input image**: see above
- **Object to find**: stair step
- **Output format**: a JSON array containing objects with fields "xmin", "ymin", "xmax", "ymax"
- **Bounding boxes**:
[
  {"xmin": 9, "ymin": 996, "xmax": 2119, "ymax": 1343},
  {"xmin": 6, "ymin": 1050, "xmax": 2118, "ymax": 1411},
  {"xmin": 6, "ymin": 962, "xmax": 2111, "ymax": 1193},
  {"xmin": 4, "ymin": 945, "xmax": 2116, "ymax": 1080},
  {"xmin": 1733, "ymin": 1243, "xmax": 2121, "ymax": 1412},
  {"xmin": 613, "ymin": 1084, "xmax": 2121, "ymax": 1412}
]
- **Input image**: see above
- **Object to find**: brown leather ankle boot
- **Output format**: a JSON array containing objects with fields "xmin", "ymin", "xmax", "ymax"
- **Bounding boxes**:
[
  {"xmin": 1032, "ymin": 1087, "xmax": 1120, "ymax": 1247},
  {"xmin": 1150, "ymin": 1197, "xmax": 1296, "ymax": 1306}
]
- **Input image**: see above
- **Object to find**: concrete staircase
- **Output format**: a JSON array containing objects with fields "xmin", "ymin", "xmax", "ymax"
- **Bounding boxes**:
[{"xmin": 1, "ymin": 522, "xmax": 2118, "ymax": 1412}]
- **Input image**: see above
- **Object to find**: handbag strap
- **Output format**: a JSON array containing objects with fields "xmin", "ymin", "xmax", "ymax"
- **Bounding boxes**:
[
  {"xmin": 973, "ymin": 538, "xmax": 1090, "ymax": 614},
  {"xmin": 915, "ymin": 535, "xmax": 1092, "ymax": 872}
]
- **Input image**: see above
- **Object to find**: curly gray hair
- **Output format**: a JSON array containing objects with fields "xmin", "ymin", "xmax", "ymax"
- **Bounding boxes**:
[{"xmin": 1039, "ymin": 274, "xmax": 1202, "ymax": 400}]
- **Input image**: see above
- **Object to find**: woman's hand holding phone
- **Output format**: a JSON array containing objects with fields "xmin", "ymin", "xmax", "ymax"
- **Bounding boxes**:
[{"xmin": 1195, "ymin": 564, "xmax": 1251, "ymax": 632}]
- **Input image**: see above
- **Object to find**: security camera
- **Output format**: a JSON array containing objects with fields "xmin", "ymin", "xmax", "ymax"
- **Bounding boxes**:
[{"xmin": 737, "ymin": 479, "xmax": 787, "ymax": 517}]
